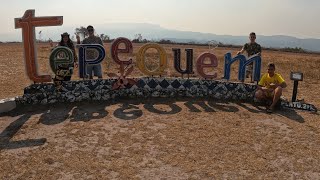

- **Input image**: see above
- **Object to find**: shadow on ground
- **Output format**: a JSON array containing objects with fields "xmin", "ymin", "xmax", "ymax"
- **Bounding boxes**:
[{"xmin": 0, "ymin": 98, "xmax": 307, "ymax": 150}]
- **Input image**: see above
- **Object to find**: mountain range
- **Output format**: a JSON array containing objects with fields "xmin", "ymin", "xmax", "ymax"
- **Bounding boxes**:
[
  {"xmin": 2, "ymin": 23, "xmax": 320, "ymax": 52},
  {"xmin": 96, "ymin": 23, "xmax": 320, "ymax": 52}
]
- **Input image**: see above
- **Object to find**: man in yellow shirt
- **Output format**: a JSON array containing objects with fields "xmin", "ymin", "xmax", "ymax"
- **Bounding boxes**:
[{"xmin": 255, "ymin": 63, "xmax": 287, "ymax": 113}]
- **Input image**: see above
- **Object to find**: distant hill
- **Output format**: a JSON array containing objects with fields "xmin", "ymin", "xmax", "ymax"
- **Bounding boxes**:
[
  {"xmin": 94, "ymin": 23, "xmax": 320, "ymax": 52},
  {"xmin": 2, "ymin": 23, "xmax": 320, "ymax": 52}
]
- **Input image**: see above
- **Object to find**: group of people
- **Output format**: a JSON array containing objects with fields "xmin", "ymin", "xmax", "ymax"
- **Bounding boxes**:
[
  {"xmin": 237, "ymin": 32, "xmax": 287, "ymax": 113},
  {"xmin": 51, "ymin": 29, "xmax": 287, "ymax": 113},
  {"xmin": 51, "ymin": 25, "xmax": 103, "ymax": 81}
]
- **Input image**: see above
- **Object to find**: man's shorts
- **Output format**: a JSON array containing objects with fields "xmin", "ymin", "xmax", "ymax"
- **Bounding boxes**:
[
  {"xmin": 246, "ymin": 63, "xmax": 254, "ymax": 73},
  {"xmin": 264, "ymin": 89, "xmax": 275, "ymax": 98},
  {"xmin": 87, "ymin": 64, "xmax": 102, "ymax": 78}
]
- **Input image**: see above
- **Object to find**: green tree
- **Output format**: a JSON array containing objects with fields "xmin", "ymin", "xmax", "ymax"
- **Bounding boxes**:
[
  {"xmin": 75, "ymin": 26, "xmax": 88, "ymax": 38},
  {"xmin": 99, "ymin": 34, "xmax": 110, "ymax": 42}
]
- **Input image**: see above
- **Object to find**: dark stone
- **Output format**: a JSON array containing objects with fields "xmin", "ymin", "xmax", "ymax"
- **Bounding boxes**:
[
  {"xmin": 171, "ymin": 79, "xmax": 181, "ymax": 89},
  {"xmin": 159, "ymin": 79, "xmax": 170, "ymax": 88},
  {"xmin": 147, "ymin": 79, "xmax": 158, "ymax": 89},
  {"xmin": 183, "ymin": 80, "xmax": 193, "ymax": 89},
  {"xmin": 136, "ymin": 79, "xmax": 146, "ymax": 88},
  {"xmin": 15, "ymin": 78, "xmax": 257, "ymax": 105}
]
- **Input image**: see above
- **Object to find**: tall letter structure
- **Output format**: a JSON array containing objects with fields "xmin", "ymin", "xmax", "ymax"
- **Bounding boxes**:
[
  {"xmin": 136, "ymin": 43, "xmax": 167, "ymax": 76},
  {"xmin": 172, "ymin": 48, "xmax": 194, "ymax": 76},
  {"xmin": 239, "ymin": 54, "xmax": 261, "ymax": 82},
  {"xmin": 78, "ymin": 44, "xmax": 106, "ymax": 78},
  {"xmin": 49, "ymin": 47, "xmax": 74, "ymax": 74},
  {"xmin": 111, "ymin": 37, "xmax": 133, "ymax": 65},
  {"xmin": 196, "ymin": 53, "xmax": 218, "ymax": 79},
  {"xmin": 15, "ymin": 9, "xmax": 63, "ymax": 83},
  {"xmin": 224, "ymin": 53, "xmax": 261, "ymax": 82}
]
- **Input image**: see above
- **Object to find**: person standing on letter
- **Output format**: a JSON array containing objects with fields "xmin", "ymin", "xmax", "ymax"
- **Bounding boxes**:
[
  {"xmin": 76, "ymin": 25, "xmax": 103, "ymax": 79},
  {"xmin": 237, "ymin": 32, "xmax": 262, "ymax": 82}
]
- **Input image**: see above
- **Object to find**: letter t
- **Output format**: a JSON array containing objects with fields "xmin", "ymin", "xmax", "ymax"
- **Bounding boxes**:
[{"xmin": 15, "ymin": 10, "xmax": 63, "ymax": 83}]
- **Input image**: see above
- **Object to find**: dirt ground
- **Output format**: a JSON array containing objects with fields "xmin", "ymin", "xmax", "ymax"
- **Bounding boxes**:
[{"xmin": 0, "ymin": 43, "xmax": 320, "ymax": 179}]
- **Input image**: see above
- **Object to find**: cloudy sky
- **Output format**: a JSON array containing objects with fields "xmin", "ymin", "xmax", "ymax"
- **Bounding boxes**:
[{"xmin": 0, "ymin": 0, "xmax": 319, "ymax": 41}]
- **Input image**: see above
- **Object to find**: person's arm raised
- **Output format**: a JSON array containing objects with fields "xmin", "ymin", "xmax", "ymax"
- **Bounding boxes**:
[
  {"xmin": 237, "ymin": 44, "xmax": 247, "ymax": 55},
  {"xmin": 237, "ymin": 48, "xmax": 245, "ymax": 55},
  {"xmin": 76, "ymin": 33, "xmax": 81, "ymax": 44}
]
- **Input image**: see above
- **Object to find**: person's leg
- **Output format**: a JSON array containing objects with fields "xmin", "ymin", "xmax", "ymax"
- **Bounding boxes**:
[
  {"xmin": 270, "ymin": 87, "xmax": 283, "ymax": 110},
  {"xmin": 93, "ymin": 64, "xmax": 103, "ymax": 79},
  {"xmin": 255, "ymin": 89, "xmax": 273, "ymax": 107},
  {"xmin": 64, "ymin": 76, "xmax": 71, "ymax": 81},
  {"xmin": 86, "ymin": 65, "xmax": 94, "ymax": 79},
  {"xmin": 255, "ymin": 89, "xmax": 265, "ymax": 100},
  {"xmin": 246, "ymin": 62, "xmax": 253, "ymax": 79}
]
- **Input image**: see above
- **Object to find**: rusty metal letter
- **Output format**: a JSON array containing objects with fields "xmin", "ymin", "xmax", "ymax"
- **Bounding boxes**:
[{"xmin": 15, "ymin": 10, "xmax": 63, "ymax": 83}]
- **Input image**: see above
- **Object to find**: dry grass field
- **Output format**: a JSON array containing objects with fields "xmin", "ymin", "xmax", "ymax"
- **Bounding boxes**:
[{"xmin": 0, "ymin": 42, "xmax": 320, "ymax": 179}]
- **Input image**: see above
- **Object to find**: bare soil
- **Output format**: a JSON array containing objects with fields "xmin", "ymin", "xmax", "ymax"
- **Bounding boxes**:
[{"xmin": 0, "ymin": 43, "xmax": 319, "ymax": 179}]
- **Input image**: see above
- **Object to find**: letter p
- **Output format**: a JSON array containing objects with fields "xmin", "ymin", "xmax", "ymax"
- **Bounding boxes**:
[{"xmin": 77, "ymin": 44, "xmax": 106, "ymax": 78}]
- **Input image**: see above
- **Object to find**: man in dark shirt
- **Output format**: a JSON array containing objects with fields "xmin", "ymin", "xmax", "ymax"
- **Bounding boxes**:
[
  {"xmin": 76, "ymin": 25, "xmax": 104, "ymax": 79},
  {"xmin": 237, "ymin": 32, "xmax": 262, "ymax": 81}
]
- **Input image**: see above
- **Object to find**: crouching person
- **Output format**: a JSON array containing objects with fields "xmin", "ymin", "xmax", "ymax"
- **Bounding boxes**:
[{"xmin": 255, "ymin": 63, "xmax": 287, "ymax": 113}]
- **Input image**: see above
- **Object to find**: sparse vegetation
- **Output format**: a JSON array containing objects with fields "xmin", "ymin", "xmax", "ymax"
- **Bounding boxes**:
[
  {"xmin": 99, "ymin": 34, "xmax": 110, "ymax": 42},
  {"xmin": 0, "ymin": 42, "xmax": 319, "ymax": 102},
  {"xmin": 280, "ymin": 47, "xmax": 307, "ymax": 53},
  {"xmin": 0, "ymin": 42, "xmax": 320, "ymax": 179},
  {"xmin": 75, "ymin": 26, "xmax": 89, "ymax": 38}
]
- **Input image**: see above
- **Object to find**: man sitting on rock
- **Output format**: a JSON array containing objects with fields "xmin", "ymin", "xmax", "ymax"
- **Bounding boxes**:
[{"xmin": 255, "ymin": 63, "xmax": 287, "ymax": 113}]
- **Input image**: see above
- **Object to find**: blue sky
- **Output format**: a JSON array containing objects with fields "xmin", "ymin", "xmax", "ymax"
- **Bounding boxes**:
[{"xmin": 1, "ymin": 0, "xmax": 320, "ymax": 41}]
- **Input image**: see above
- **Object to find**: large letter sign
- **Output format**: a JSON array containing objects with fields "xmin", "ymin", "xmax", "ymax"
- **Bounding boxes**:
[
  {"xmin": 49, "ymin": 47, "xmax": 74, "ymax": 74},
  {"xmin": 15, "ymin": 9, "xmax": 63, "ymax": 83},
  {"xmin": 111, "ymin": 37, "xmax": 133, "ymax": 65},
  {"xmin": 196, "ymin": 53, "xmax": 218, "ymax": 79},
  {"xmin": 20, "ymin": 10, "xmax": 320, "ymax": 112},
  {"xmin": 239, "ymin": 55, "xmax": 262, "ymax": 82},
  {"xmin": 15, "ymin": 10, "xmax": 264, "ymax": 85},
  {"xmin": 223, "ymin": 53, "xmax": 261, "ymax": 82},
  {"xmin": 173, "ymin": 48, "xmax": 194, "ymax": 76},
  {"xmin": 223, "ymin": 53, "xmax": 246, "ymax": 81},
  {"xmin": 136, "ymin": 43, "xmax": 167, "ymax": 76},
  {"xmin": 78, "ymin": 44, "xmax": 106, "ymax": 78}
]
